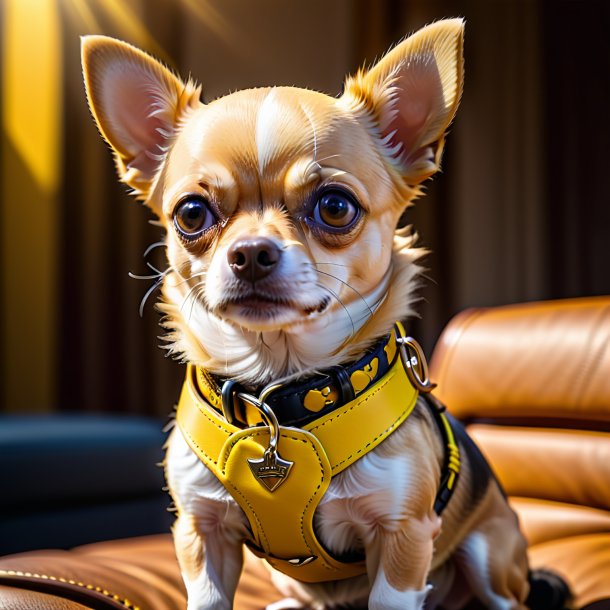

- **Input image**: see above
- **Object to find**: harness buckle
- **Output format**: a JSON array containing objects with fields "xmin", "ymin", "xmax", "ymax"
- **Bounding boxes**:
[
  {"xmin": 395, "ymin": 327, "xmax": 437, "ymax": 393},
  {"xmin": 239, "ymin": 389, "xmax": 294, "ymax": 492}
]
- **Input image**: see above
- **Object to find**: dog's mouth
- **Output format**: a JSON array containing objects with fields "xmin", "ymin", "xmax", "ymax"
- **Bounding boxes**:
[{"xmin": 218, "ymin": 292, "xmax": 331, "ymax": 321}]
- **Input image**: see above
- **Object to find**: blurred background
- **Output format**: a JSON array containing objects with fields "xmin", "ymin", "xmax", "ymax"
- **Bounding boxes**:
[{"xmin": 2, "ymin": 0, "xmax": 609, "ymax": 417}]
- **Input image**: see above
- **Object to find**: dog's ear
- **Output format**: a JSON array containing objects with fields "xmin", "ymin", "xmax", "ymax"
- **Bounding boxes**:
[
  {"xmin": 81, "ymin": 36, "xmax": 201, "ymax": 200},
  {"xmin": 342, "ymin": 19, "xmax": 464, "ymax": 184}
]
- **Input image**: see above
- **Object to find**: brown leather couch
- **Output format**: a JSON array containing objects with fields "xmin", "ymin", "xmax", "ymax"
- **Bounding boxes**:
[{"xmin": 1, "ymin": 296, "xmax": 609, "ymax": 609}]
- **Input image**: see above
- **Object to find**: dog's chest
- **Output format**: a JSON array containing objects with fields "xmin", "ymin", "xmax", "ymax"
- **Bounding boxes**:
[{"xmin": 165, "ymin": 425, "xmax": 415, "ymax": 555}]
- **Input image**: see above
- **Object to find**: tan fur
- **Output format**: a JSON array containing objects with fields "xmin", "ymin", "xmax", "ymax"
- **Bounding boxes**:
[
  {"xmin": 173, "ymin": 513, "xmax": 205, "ymax": 583},
  {"xmin": 82, "ymin": 19, "xmax": 532, "ymax": 610}
]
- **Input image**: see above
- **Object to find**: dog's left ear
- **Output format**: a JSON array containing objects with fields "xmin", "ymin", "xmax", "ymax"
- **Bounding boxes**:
[
  {"xmin": 343, "ymin": 19, "xmax": 464, "ymax": 184},
  {"xmin": 81, "ymin": 36, "xmax": 201, "ymax": 201}
]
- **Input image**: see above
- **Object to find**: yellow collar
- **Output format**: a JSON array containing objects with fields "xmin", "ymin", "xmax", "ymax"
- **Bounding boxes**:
[{"xmin": 175, "ymin": 323, "xmax": 459, "ymax": 583}]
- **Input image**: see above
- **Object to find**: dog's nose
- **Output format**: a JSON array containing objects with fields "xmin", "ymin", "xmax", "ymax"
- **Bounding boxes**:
[{"xmin": 227, "ymin": 237, "xmax": 281, "ymax": 282}]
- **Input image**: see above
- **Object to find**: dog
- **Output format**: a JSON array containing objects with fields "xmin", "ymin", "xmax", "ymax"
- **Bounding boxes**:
[{"xmin": 82, "ymin": 19, "xmax": 570, "ymax": 610}]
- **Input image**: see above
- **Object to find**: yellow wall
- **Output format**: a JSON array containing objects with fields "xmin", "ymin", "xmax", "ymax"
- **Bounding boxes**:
[{"xmin": 2, "ymin": 0, "xmax": 62, "ymax": 411}]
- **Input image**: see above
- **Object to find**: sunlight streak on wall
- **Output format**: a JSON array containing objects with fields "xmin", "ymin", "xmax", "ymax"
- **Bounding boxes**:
[
  {"xmin": 1, "ymin": 0, "xmax": 62, "ymax": 410},
  {"xmin": 3, "ymin": 0, "xmax": 63, "ymax": 192}
]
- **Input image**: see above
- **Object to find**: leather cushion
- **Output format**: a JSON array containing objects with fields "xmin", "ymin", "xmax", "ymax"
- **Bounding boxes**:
[
  {"xmin": 2, "ymin": 533, "xmax": 610, "ymax": 609},
  {"xmin": 0, "ymin": 415, "xmax": 167, "ymax": 510},
  {"xmin": 467, "ymin": 424, "xmax": 610, "ymax": 510},
  {"xmin": 0, "ymin": 587, "xmax": 91, "ymax": 610},
  {"xmin": 0, "ymin": 496, "xmax": 174, "ymax": 556},
  {"xmin": 430, "ymin": 297, "xmax": 610, "ymax": 426},
  {"xmin": 528, "ymin": 533, "xmax": 610, "ymax": 608},
  {"xmin": 511, "ymin": 497, "xmax": 610, "ymax": 547},
  {"xmin": 0, "ymin": 535, "xmax": 282, "ymax": 610}
]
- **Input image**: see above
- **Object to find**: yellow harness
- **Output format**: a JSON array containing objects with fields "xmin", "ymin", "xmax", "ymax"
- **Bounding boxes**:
[{"xmin": 175, "ymin": 324, "xmax": 460, "ymax": 583}]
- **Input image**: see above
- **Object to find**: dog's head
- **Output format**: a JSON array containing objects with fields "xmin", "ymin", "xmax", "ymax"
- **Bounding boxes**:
[{"xmin": 82, "ymin": 19, "xmax": 464, "ymax": 385}]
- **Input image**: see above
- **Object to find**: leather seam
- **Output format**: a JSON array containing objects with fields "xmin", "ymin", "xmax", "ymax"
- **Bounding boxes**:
[
  {"xmin": 190, "ymin": 388, "xmax": 233, "ymax": 436},
  {"xmin": 308, "ymin": 370, "xmax": 395, "ymax": 433},
  {"xmin": 306, "ymin": 369, "xmax": 417, "ymax": 471},
  {"xmin": 223, "ymin": 433, "xmax": 328, "ymax": 564},
  {"xmin": 182, "ymin": 422, "xmax": 219, "ymax": 466},
  {"xmin": 330, "ymin": 393, "xmax": 419, "ymax": 472},
  {"xmin": 224, "ymin": 476, "xmax": 271, "ymax": 553},
  {"xmin": 0, "ymin": 570, "xmax": 131, "ymax": 609},
  {"xmin": 179, "ymin": 425, "xmax": 271, "ymax": 554}
]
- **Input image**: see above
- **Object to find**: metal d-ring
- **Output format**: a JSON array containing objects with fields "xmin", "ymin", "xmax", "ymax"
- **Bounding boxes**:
[
  {"xmin": 238, "ymin": 391, "xmax": 281, "ymax": 454},
  {"xmin": 239, "ymin": 389, "xmax": 294, "ymax": 492},
  {"xmin": 396, "ymin": 334, "xmax": 437, "ymax": 393}
]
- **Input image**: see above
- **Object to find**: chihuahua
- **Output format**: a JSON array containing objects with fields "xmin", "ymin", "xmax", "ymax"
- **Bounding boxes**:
[{"xmin": 82, "ymin": 19, "xmax": 568, "ymax": 610}]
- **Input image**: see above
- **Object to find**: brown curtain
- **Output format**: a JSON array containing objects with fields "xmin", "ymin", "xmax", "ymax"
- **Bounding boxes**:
[{"xmin": 2, "ymin": 0, "xmax": 609, "ymax": 415}]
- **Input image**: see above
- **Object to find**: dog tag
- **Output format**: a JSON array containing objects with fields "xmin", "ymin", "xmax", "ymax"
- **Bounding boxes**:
[{"xmin": 248, "ymin": 449, "xmax": 293, "ymax": 492}]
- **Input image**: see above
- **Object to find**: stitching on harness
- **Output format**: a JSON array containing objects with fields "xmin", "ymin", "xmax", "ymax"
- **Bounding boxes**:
[
  {"xmin": 182, "ymin": 425, "xmax": 218, "ymax": 466},
  {"xmin": 224, "ymin": 433, "xmax": 332, "ymax": 569},
  {"xmin": 181, "ymin": 397, "xmax": 235, "ymax": 466},
  {"xmin": 192, "ymin": 394, "xmax": 233, "ymax": 435},
  {"xmin": 308, "ymin": 371, "xmax": 395, "ymax": 433},
  {"xmin": 221, "ymin": 430, "xmax": 310, "ymax": 474},
  {"xmin": 183, "ymin": 426, "xmax": 270, "ymax": 551},
  {"xmin": 224, "ymin": 478, "xmax": 270, "ymax": 552},
  {"xmin": 307, "ymin": 369, "xmax": 417, "ymax": 470},
  {"xmin": 297, "ymin": 439, "xmax": 333, "ymax": 571},
  {"xmin": 330, "ymin": 398, "xmax": 417, "ymax": 471}
]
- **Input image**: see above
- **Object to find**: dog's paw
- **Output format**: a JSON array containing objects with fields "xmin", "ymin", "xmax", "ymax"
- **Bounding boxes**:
[
  {"xmin": 266, "ymin": 599, "xmax": 308, "ymax": 610},
  {"xmin": 526, "ymin": 569, "xmax": 573, "ymax": 610}
]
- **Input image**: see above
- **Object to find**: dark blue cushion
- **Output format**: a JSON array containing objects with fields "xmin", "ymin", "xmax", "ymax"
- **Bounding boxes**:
[{"xmin": 0, "ymin": 414, "xmax": 174, "ymax": 553}]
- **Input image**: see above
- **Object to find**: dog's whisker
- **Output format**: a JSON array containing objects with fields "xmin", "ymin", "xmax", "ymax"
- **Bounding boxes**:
[
  {"xmin": 317, "ymin": 283, "xmax": 356, "ymax": 339},
  {"xmin": 314, "ymin": 269, "xmax": 375, "ymax": 322},
  {"xmin": 169, "ymin": 271, "xmax": 208, "ymax": 289},
  {"xmin": 181, "ymin": 279, "xmax": 208, "ymax": 320},
  {"xmin": 419, "ymin": 271, "xmax": 438, "ymax": 286},
  {"xmin": 314, "ymin": 261, "xmax": 349, "ymax": 269},
  {"xmin": 146, "ymin": 261, "xmax": 166, "ymax": 275},
  {"xmin": 129, "ymin": 271, "xmax": 165, "ymax": 281},
  {"xmin": 138, "ymin": 275, "xmax": 166, "ymax": 317},
  {"xmin": 187, "ymin": 286, "xmax": 203, "ymax": 323},
  {"xmin": 143, "ymin": 241, "xmax": 166, "ymax": 258},
  {"xmin": 188, "ymin": 285, "xmax": 209, "ymax": 324}
]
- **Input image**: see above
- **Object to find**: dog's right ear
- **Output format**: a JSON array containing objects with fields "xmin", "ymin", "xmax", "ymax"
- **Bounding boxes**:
[
  {"xmin": 81, "ymin": 36, "xmax": 201, "ymax": 201},
  {"xmin": 341, "ymin": 19, "xmax": 464, "ymax": 186}
]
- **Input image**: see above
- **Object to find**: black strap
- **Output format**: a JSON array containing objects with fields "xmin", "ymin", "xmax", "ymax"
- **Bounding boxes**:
[
  {"xmin": 421, "ymin": 393, "xmax": 461, "ymax": 516},
  {"xmin": 216, "ymin": 331, "xmax": 399, "ymax": 427}
]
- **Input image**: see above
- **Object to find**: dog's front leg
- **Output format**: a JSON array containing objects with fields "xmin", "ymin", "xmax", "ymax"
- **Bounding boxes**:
[
  {"xmin": 166, "ymin": 429, "xmax": 248, "ymax": 610},
  {"xmin": 173, "ymin": 511, "xmax": 243, "ymax": 610},
  {"xmin": 366, "ymin": 511, "xmax": 440, "ymax": 610}
]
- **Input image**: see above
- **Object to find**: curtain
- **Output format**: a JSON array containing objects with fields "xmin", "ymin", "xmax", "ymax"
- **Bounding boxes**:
[{"xmin": 1, "ymin": 0, "xmax": 609, "ymax": 415}]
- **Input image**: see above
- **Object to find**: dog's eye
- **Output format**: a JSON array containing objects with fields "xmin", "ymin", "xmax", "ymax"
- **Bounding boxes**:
[
  {"xmin": 312, "ymin": 189, "xmax": 361, "ymax": 231},
  {"xmin": 174, "ymin": 196, "xmax": 216, "ymax": 238}
]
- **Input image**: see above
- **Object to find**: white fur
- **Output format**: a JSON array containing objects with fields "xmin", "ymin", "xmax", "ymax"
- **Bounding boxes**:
[
  {"xmin": 265, "ymin": 599, "xmax": 303, "ymax": 610},
  {"xmin": 458, "ymin": 533, "xmax": 515, "ymax": 610},
  {"xmin": 165, "ymin": 428, "xmax": 248, "ymax": 610},
  {"xmin": 165, "ymin": 425, "xmax": 243, "ymax": 517},
  {"xmin": 256, "ymin": 88, "xmax": 283, "ymax": 175},
  {"xmin": 315, "ymin": 449, "xmax": 415, "ymax": 554},
  {"xmin": 164, "ymin": 247, "xmax": 393, "ymax": 384},
  {"xmin": 370, "ymin": 568, "xmax": 432, "ymax": 610},
  {"xmin": 166, "ymin": 407, "xmax": 422, "ymax": 610}
]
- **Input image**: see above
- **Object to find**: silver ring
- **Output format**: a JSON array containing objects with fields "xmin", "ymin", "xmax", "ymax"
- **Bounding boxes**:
[
  {"xmin": 397, "ymin": 336, "xmax": 437, "ymax": 393},
  {"xmin": 238, "ymin": 392, "xmax": 281, "ymax": 453}
]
